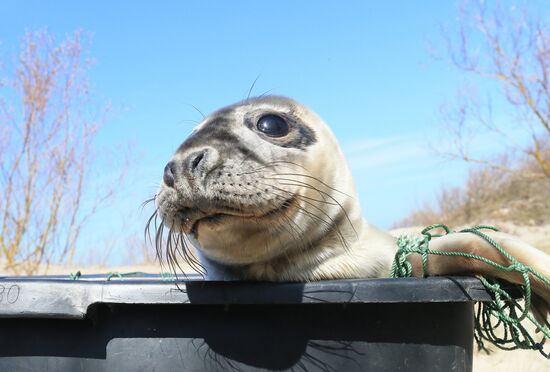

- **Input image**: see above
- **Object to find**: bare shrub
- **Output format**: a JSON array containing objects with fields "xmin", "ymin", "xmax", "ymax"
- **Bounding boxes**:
[
  {"xmin": 0, "ymin": 30, "xmax": 118, "ymax": 274},
  {"xmin": 437, "ymin": 0, "xmax": 550, "ymax": 178},
  {"xmin": 397, "ymin": 150, "xmax": 550, "ymax": 227},
  {"xmin": 399, "ymin": 1, "xmax": 550, "ymax": 228}
]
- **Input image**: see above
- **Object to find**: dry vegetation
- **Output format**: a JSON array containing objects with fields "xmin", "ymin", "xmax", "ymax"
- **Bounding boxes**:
[
  {"xmin": 0, "ymin": 31, "xmax": 123, "ymax": 274},
  {"xmin": 397, "ymin": 152, "xmax": 550, "ymax": 228},
  {"xmin": 397, "ymin": 0, "xmax": 550, "ymax": 257}
]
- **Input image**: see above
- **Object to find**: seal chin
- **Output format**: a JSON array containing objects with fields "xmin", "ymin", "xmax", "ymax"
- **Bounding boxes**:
[{"xmin": 176, "ymin": 195, "xmax": 298, "ymax": 238}]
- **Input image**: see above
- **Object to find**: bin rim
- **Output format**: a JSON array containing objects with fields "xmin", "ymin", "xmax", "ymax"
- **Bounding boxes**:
[{"xmin": 0, "ymin": 275, "xmax": 510, "ymax": 320}]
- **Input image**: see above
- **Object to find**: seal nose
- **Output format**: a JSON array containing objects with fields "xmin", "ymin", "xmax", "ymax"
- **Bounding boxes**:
[
  {"xmin": 163, "ymin": 161, "xmax": 175, "ymax": 188},
  {"xmin": 163, "ymin": 148, "xmax": 218, "ymax": 188}
]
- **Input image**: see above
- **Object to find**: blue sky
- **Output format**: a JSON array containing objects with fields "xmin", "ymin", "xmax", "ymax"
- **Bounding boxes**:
[{"xmin": 1, "ymin": 1, "xmax": 539, "ymax": 264}]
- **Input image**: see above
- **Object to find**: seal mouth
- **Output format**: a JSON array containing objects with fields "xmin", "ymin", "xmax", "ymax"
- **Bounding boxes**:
[{"xmin": 178, "ymin": 195, "xmax": 298, "ymax": 237}]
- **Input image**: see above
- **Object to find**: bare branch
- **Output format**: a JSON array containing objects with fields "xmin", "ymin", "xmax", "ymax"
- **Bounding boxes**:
[
  {"xmin": 439, "ymin": 0, "xmax": 550, "ymax": 178},
  {"xmin": 0, "ymin": 30, "xmax": 123, "ymax": 274},
  {"xmin": 402, "ymin": 1, "xmax": 550, "ymax": 228}
]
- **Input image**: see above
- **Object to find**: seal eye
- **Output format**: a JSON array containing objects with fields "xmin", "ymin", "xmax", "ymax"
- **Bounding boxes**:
[{"xmin": 256, "ymin": 115, "xmax": 289, "ymax": 137}]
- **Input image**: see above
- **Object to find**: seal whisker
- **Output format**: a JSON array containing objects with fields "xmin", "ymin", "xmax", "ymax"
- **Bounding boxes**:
[
  {"xmin": 258, "ymin": 183, "xmax": 339, "ymax": 224},
  {"xmin": 163, "ymin": 227, "xmax": 205, "ymax": 280},
  {"xmin": 246, "ymin": 75, "xmax": 261, "ymax": 101},
  {"xmin": 235, "ymin": 160, "xmax": 309, "ymax": 176},
  {"xmin": 178, "ymin": 233, "xmax": 206, "ymax": 276},
  {"xmin": 154, "ymin": 222, "xmax": 165, "ymax": 264},
  {"xmin": 292, "ymin": 202, "xmax": 351, "ymax": 251},
  {"xmin": 177, "ymin": 118, "xmax": 200, "ymax": 126},
  {"xmin": 272, "ymin": 178, "xmax": 358, "ymax": 238},
  {"xmin": 164, "ymin": 228, "xmax": 185, "ymax": 290},
  {"xmin": 268, "ymin": 211, "xmax": 307, "ymax": 253},
  {"xmin": 258, "ymin": 180, "xmax": 339, "ymax": 206},
  {"xmin": 235, "ymin": 181, "xmax": 309, "ymax": 253},
  {"xmin": 168, "ymin": 229, "xmax": 191, "ymax": 283},
  {"xmin": 268, "ymin": 178, "xmax": 336, "ymax": 204},
  {"xmin": 264, "ymin": 160, "xmax": 310, "ymax": 172},
  {"xmin": 144, "ymin": 208, "xmax": 159, "ymax": 246},
  {"xmin": 257, "ymin": 88, "xmax": 276, "ymax": 98},
  {"xmin": 241, "ymin": 177, "xmax": 346, "ymax": 250},
  {"xmin": 251, "ymin": 183, "xmax": 351, "ymax": 251},
  {"xmin": 271, "ymin": 173, "xmax": 353, "ymax": 198},
  {"xmin": 165, "ymin": 228, "xmax": 175, "ymax": 276},
  {"xmin": 187, "ymin": 103, "xmax": 205, "ymax": 119},
  {"xmin": 141, "ymin": 195, "xmax": 157, "ymax": 210}
]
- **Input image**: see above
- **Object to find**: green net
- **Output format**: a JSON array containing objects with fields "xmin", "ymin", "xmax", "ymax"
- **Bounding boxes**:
[{"xmin": 391, "ymin": 224, "xmax": 549, "ymax": 358}]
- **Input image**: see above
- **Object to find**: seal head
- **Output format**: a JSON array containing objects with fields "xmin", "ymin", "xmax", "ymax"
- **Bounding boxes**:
[{"xmin": 152, "ymin": 96, "xmax": 394, "ymax": 280}]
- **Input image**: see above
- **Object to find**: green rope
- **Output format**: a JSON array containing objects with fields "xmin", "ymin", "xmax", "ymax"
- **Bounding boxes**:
[
  {"xmin": 391, "ymin": 224, "xmax": 550, "ymax": 358},
  {"xmin": 68, "ymin": 271, "xmax": 176, "ymax": 281},
  {"xmin": 105, "ymin": 271, "xmax": 147, "ymax": 281},
  {"xmin": 69, "ymin": 271, "xmax": 81, "ymax": 280}
]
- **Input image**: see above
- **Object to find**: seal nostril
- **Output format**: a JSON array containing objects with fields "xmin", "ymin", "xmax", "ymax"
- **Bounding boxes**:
[
  {"xmin": 191, "ymin": 152, "xmax": 205, "ymax": 171},
  {"xmin": 163, "ymin": 161, "xmax": 175, "ymax": 188}
]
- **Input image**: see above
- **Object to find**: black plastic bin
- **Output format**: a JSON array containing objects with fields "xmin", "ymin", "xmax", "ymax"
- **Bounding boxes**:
[{"xmin": 0, "ymin": 275, "xmax": 495, "ymax": 371}]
